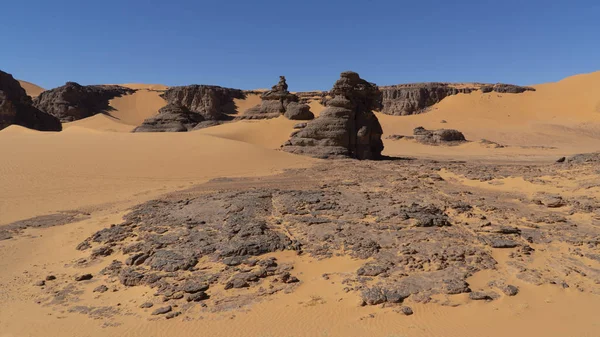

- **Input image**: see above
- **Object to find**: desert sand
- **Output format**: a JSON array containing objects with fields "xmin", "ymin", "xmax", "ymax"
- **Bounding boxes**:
[
  {"xmin": 18, "ymin": 79, "xmax": 45, "ymax": 97},
  {"xmin": 1, "ymin": 71, "xmax": 600, "ymax": 337}
]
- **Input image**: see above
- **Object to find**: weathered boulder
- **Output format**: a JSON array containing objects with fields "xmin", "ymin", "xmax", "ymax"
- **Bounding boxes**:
[
  {"xmin": 282, "ymin": 71, "xmax": 383, "ymax": 160},
  {"xmin": 133, "ymin": 104, "xmax": 203, "ymax": 132},
  {"xmin": 0, "ymin": 70, "xmax": 61, "ymax": 131},
  {"xmin": 284, "ymin": 102, "xmax": 314, "ymax": 120},
  {"xmin": 161, "ymin": 85, "xmax": 245, "ymax": 122},
  {"xmin": 240, "ymin": 76, "xmax": 313, "ymax": 120},
  {"xmin": 33, "ymin": 82, "xmax": 135, "ymax": 122},
  {"xmin": 413, "ymin": 127, "xmax": 466, "ymax": 144}
]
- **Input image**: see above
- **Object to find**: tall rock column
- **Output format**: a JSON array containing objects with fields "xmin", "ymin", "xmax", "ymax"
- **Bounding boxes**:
[{"xmin": 282, "ymin": 71, "xmax": 383, "ymax": 160}]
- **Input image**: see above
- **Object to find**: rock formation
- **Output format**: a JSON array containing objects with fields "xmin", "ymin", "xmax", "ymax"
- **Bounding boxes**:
[
  {"xmin": 160, "ymin": 85, "xmax": 245, "ymax": 121},
  {"xmin": 33, "ymin": 82, "xmax": 135, "ymax": 122},
  {"xmin": 0, "ymin": 70, "xmax": 62, "ymax": 131},
  {"xmin": 241, "ymin": 76, "xmax": 313, "ymax": 120},
  {"xmin": 134, "ymin": 85, "xmax": 245, "ymax": 132},
  {"xmin": 282, "ymin": 71, "xmax": 383, "ymax": 159},
  {"xmin": 132, "ymin": 104, "xmax": 204, "ymax": 132},
  {"xmin": 380, "ymin": 82, "xmax": 536, "ymax": 116}
]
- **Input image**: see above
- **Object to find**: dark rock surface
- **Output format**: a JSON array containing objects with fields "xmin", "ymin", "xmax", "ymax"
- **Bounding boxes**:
[
  {"xmin": 31, "ymin": 155, "xmax": 600, "ymax": 315},
  {"xmin": 0, "ymin": 70, "xmax": 62, "ymax": 131},
  {"xmin": 241, "ymin": 76, "xmax": 313, "ymax": 121},
  {"xmin": 133, "ymin": 104, "xmax": 204, "ymax": 132},
  {"xmin": 480, "ymin": 83, "xmax": 536, "ymax": 94},
  {"xmin": 380, "ymin": 82, "xmax": 535, "ymax": 116},
  {"xmin": 33, "ymin": 82, "xmax": 135, "ymax": 122},
  {"xmin": 282, "ymin": 71, "xmax": 384, "ymax": 159}
]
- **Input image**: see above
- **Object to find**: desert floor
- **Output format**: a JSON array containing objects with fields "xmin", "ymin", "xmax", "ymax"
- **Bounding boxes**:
[{"xmin": 1, "ymin": 73, "xmax": 600, "ymax": 337}]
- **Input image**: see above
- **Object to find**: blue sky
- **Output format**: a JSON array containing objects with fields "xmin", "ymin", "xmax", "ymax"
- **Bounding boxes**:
[{"xmin": 2, "ymin": 0, "xmax": 599, "ymax": 91}]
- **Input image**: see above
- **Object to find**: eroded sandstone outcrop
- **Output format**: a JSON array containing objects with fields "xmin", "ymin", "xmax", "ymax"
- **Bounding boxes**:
[
  {"xmin": 282, "ymin": 71, "xmax": 383, "ymax": 159},
  {"xmin": 134, "ymin": 85, "xmax": 246, "ymax": 132},
  {"xmin": 161, "ymin": 85, "xmax": 245, "ymax": 121},
  {"xmin": 241, "ymin": 76, "xmax": 313, "ymax": 120},
  {"xmin": 380, "ymin": 82, "xmax": 536, "ymax": 116},
  {"xmin": 0, "ymin": 70, "xmax": 61, "ymax": 131},
  {"xmin": 33, "ymin": 82, "xmax": 135, "ymax": 122}
]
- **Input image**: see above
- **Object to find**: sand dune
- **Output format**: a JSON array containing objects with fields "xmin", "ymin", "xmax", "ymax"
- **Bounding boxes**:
[
  {"xmin": 196, "ymin": 116, "xmax": 299, "ymax": 149},
  {"xmin": 379, "ymin": 71, "xmax": 600, "ymax": 157},
  {"xmin": 18, "ymin": 80, "xmax": 45, "ymax": 97},
  {"xmin": 62, "ymin": 114, "xmax": 135, "ymax": 132},
  {"xmin": 118, "ymin": 83, "xmax": 169, "ymax": 91}
]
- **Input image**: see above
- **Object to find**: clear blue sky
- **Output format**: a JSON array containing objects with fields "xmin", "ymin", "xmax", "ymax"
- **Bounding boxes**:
[{"xmin": 2, "ymin": 0, "xmax": 599, "ymax": 91}]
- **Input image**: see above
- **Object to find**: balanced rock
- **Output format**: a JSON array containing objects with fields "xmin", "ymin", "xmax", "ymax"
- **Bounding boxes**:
[
  {"xmin": 0, "ymin": 70, "xmax": 62, "ymax": 131},
  {"xmin": 241, "ymin": 76, "xmax": 313, "ymax": 120},
  {"xmin": 282, "ymin": 71, "xmax": 383, "ymax": 160},
  {"xmin": 33, "ymin": 82, "xmax": 135, "ymax": 122},
  {"xmin": 133, "ymin": 104, "xmax": 203, "ymax": 132}
]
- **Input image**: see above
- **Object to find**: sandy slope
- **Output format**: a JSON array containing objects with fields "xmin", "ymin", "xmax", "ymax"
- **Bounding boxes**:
[
  {"xmin": 0, "ymin": 126, "xmax": 315, "ymax": 225},
  {"xmin": 62, "ymin": 114, "xmax": 135, "ymax": 132},
  {"xmin": 109, "ymin": 89, "xmax": 167, "ymax": 126},
  {"xmin": 18, "ymin": 80, "xmax": 45, "ymax": 97}
]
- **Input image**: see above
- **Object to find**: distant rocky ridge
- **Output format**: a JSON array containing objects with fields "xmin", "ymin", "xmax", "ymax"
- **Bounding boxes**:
[
  {"xmin": 379, "ymin": 82, "xmax": 535, "ymax": 116},
  {"xmin": 240, "ymin": 77, "xmax": 314, "ymax": 121},
  {"xmin": 134, "ymin": 85, "xmax": 245, "ymax": 132},
  {"xmin": 33, "ymin": 82, "xmax": 135, "ymax": 122},
  {"xmin": 282, "ymin": 71, "xmax": 383, "ymax": 160},
  {"xmin": 0, "ymin": 70, "xmax": 62, "ymax": 131}
]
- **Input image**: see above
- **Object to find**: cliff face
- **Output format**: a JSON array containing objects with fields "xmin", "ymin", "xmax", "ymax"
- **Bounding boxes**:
[
  {"xmin": 33, "ymin": 82, "xmax": 135, "ymax": 122},
  {"xmin": 379, "ymin": 82, "xmax": 536, "ymax": 116},
  {"xmin": 380, "ymin": 83, "xmax": 473, "ymax": 116},
  {"xmin": 0, "ymin": 70, "xmax": 62, "ymax": 131},
  {"xmin": 161, "ymin": 85, "xmax": 245, "ymax": 121}
]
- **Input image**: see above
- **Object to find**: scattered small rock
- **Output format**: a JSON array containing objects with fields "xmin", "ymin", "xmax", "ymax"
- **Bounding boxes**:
[
  {"xmin": 93, "ymin": 285, "xmax": 109, "ymax": 293},
  {"xmin": 502, "ymin": 285, "xmax": 519, "ymax": 296},
  {"xmin": 165, "ymin": 311, "xmax": 181, "ymax": 319},
  {"xmin": 140, "ymin": 302, "xmax": 154, "ymax": 309},
  {"xmin": 398, "ymin": 306, "xmax": 413, "ymax": 315},
  {"xmin": 151, "ymin": 306, "xmax": 172, "ymax": 315},
  {"xmin": 75, "ymin": 274, "xmax": 93, "ymax": 281}
]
